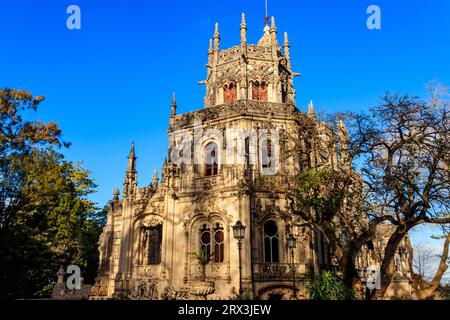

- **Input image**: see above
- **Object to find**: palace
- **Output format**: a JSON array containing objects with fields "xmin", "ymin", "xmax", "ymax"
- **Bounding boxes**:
[{"xmin": 89, "ymin": 14, "xmax": 414, "ymax": 300}]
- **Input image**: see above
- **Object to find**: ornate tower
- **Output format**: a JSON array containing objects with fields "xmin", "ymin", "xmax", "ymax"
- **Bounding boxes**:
[{"xmin": 203, "ymin": 14, "xmax": 299, "ymax": 108}]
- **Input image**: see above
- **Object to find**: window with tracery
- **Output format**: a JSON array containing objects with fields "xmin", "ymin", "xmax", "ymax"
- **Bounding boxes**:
[
  {"xmin": 199, "ymin": 223, "xmax": 225, "ymax": 263},
  {"xmin": 223, "ymin": 83, "xmax": 237, "ymax": 102},
  {"xmin": 252, "ymin": 81, "xmax": 268, "ymax": 101},
  {"xmin": 204, "ymin": 142, "xmax": 218, "ymax": 176},
  {"xmin": 264, "ymin": 220, "xmax": 280, "ymax": 263},
  {"xmin": 142, "ymin": 225, "xmax": 162, "ymax": 265},
  {"xmin": 262, "ymin": 139, "xmax": 273, "ymax": 169}
]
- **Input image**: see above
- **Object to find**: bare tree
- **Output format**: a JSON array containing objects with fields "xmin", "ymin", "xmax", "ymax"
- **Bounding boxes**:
[
  {"xmin": 287, "ymin": 82, "xmax": 450, "ymax": 300},
  {"xmin": 413, "ymin": 243, "xmax": 434, "ymax": 279}
]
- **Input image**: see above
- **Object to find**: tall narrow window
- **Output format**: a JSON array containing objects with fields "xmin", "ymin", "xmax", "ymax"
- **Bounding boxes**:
[
  {"xmin": 262, "ymin": 139, "xmax": 272, "ymax": 169},
  {"xmin": 264, "ymin": 220, "xmax": 280, "ymax": 263},
  {"xmin": 200, "ymin": 224, "xmax": 211, "ymax": 259},
  {"xmin": 252, "ymin": 81, "xmax": 268, "ymax": 101},
  {"xmin": 204, "ymin": 142, "xmax": 218, "ymax": 176},
  {"xmin": 213, "ymin": 224, "xmax": 224, "ymax": 263},
  {"xmin": 144, "ymin": 225, "xmax": 162, "ymax": 265},
  {"xmin": 224, "ymin": 83, "xmax": 237, "ymax": 102}
]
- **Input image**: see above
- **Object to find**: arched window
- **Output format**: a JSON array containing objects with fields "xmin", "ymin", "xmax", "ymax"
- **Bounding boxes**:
[
  {"xmin": 143, "ymin": 225, "xmax": 163, "ymax": 265},
  {"xmin": 199, "ymin": 223, "xmax": 225, "ymax": 263},
  {"xmin": 262, "ymin": 139, "xmax": 272, "ymax": 169},
  {"xmin": 204, "ymin": 142, "xmax": 218, "ymax": 176},
  {"xmin": 213, "ymin": 224, "xmax": 225, "ymax": 263},
  {"xmin": 264, "ymin": 220, "xmax": 280, "ymax": 263},
  {"xmin": 223, "ymin": 82, "xmax": 237, "ymax": 102},
  {"xmin": 252, "ymin": 81, "xmax": 268, "ymax": 101},
  {"xmin": 200, "ymin": 224, "xmax": 211, "ymax": 259}
]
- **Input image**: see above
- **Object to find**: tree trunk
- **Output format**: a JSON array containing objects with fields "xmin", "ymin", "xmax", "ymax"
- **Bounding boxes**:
[
  {"xmin": 415, "ymin": 234, "xmax": 450, "ymax": 300},
  {"xmin": 370, "ymin": 231, "xmax": 406, "ymax": 300}
]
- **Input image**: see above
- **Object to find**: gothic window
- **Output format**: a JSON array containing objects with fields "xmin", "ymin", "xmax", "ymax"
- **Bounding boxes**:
[
  {"xmin": 200, "ymin": 224, "xmax": 211, "ymax": 259},
  {"xmin": 262, "ymin": 139, "xmax": 272, "ymax": 169},
  {"xmin": 143, "ymin": 225, "xmax": 162, "ymax": 265},
  {"xmin": 204, "ymin": 142, "xmax": 218, "ymax": 176},
  {"xmin": 199, "ymin": 223, "xmax": 225, "ymax": 263},
  {"xmin": 223, "ymin": 83, "xmax": 237, "ymax": 102},
  {"xmin": 213, "ymin": 224, "xmax": 225, "ymax": 263},
  {"xmin": 252, "ymin": 81, "xmax": 268, "ymax": 101},
  {"xmin": 264, "ymin": 220, "xmax": 280, "ymax": 263}
]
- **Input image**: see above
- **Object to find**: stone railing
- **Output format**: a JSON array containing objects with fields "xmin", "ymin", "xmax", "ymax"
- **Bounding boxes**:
[{"xmin": 253, "ymin": 263, "xmax": 306, "ymax": 281}]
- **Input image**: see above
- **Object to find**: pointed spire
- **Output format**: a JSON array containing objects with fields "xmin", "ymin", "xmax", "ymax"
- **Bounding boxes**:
[
  {"xmin": 152, "ymin": 169, "xmax": 159, "ymax": 186},
  {"xmin": 308, "ymin": 100, "xmax": 315, "ymax": 118},
  {"xmin": 271, "ymin": 16, "xmax": 277, "ymax": 30},
  {"xmin": 164, "ymin": 153, "xmax": 168, "ymax": 166},
  {"xmin": 240, "ymin": 13, "xmax": 247, "ymax": 45},
  {"xmin": 128, "ymin": 141, "xmax": 135, "ymax": 159},
  {"xmin": 213, "ymin": 23, "xmax": 220, "ymax": 51},
  {"xmin": 208, "ymin": 38, "xmax": 213, "ymax": 54},
  {"xmin": 284, "ymin": 32, "xmax": 289, "ymax": 46},
  {"xmin": 171, "ymin": 92, "xmax": 177, "ymax": 116},
  {"xmin": 127, "ymin": 141, "xmax": 136, "ymax": 172},
  {"xmin": 338, "ymin": 118, "xmax": 348, "ymax": 137},
  {"xmin": 214, "ymin": 22, "xmax": 219, "ymax": 36}
]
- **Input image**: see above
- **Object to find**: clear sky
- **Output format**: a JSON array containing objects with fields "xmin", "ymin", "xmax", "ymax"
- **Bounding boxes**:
[{"xmin": 1, "ymin": 0, "xmax": 450, "ymax": 275}]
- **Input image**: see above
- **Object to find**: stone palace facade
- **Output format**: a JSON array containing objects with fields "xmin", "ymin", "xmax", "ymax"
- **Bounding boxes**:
[{"xmin": 89, "ymin": 14, "xmax": 413, "ymax": 300}]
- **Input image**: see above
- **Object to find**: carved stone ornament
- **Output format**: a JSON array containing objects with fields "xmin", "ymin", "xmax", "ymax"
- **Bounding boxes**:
[{"xmin": 141, "ymin": 215, "xmax": 163, "ymax": 228}]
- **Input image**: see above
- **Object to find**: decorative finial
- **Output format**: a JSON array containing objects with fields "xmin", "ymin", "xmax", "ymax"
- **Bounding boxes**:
[
  {"xmin": 271, "ymin": 16, "xmax": 276, "ymax": 30},
  {"xmin": 152, "ymin": 169, "xmax": 159, "ymax": 186},
  {"xmin": 214, "ymin": 23, "xmax": 219, "ymax": 37},
  {"xmin": 171, "ymin": 92, "xmax": 177, "ymax": 116},
  {"xmin": 113, "ymin": 187, "xmax": 120, "ymax": 200},
  {"xmin": 284, "ymin": 32, "xmax": 289, "ymax": 46},
  {"xmin": 240, "ymin": 13, "xmax": 247, "ymax": 44},
  {"xmin": 308, "ymin": 100, "xmax": 315, "ymax": 118},
  {"xmin": 208, "ymin": 39, "xmax": 213, "ymax": 53},
  {"xmin": 128, "ymin": 141, "xmax": 135, "ymax": 159},
  {"xmin": 214, "ymin": 23, "xmax": 220, "ymax": 51}
]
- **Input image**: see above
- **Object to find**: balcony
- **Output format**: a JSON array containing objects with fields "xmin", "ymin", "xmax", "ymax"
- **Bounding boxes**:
[{"xmin": 253, "ymin": 263, "xmax": 306, "ymax": 282}]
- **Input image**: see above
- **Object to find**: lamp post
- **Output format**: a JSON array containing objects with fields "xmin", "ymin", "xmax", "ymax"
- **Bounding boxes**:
[
  {"xmin": 232, "ymin": 220, "xmax": 246, "ymax": 295},
  {"xmin": 287, "ymin": 234, "xmax": 297, "ymax": 299}
]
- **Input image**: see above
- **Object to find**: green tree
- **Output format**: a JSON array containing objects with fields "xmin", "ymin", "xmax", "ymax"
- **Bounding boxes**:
[
  {"xmin": 0, "ymin": 88, "xmax": 103, "ymax": 299},
  {"xmin": 306, "ymin": 271, "xmax": 354, "ymax": 300}
]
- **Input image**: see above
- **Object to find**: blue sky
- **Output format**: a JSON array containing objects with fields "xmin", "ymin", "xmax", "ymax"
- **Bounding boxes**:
[{"xmin": 1, "ymin": 0, "xmax": 449, "ymax": 269}]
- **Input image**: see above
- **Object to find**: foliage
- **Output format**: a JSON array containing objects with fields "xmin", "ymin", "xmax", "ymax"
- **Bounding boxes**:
[
  {"xmin": 190, "ymin": 249, "xmax": 214, "ymax": 279},
  {"xmin": 306, "ymin": 271, "xmax": 355, "ymax": 300},
  {"xmin": 0, "ymin": 88, "xmax": 104, "ymax": 299},
  {"xmin": 230, "ymin": 289, "xmax": 252, "ymax": 300},
  {"xmin": 287, "ymin": 82, "xmax": 450, "ymax": 299}
]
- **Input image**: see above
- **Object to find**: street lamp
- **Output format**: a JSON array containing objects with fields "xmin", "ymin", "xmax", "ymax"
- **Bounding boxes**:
[
  {"xmin": 287, "ymin": 234, "xmax": 297, "ymax": 299},
  {"xmin": 232, "ymin": 220, "xmax": 246, "ymax": 295}
]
